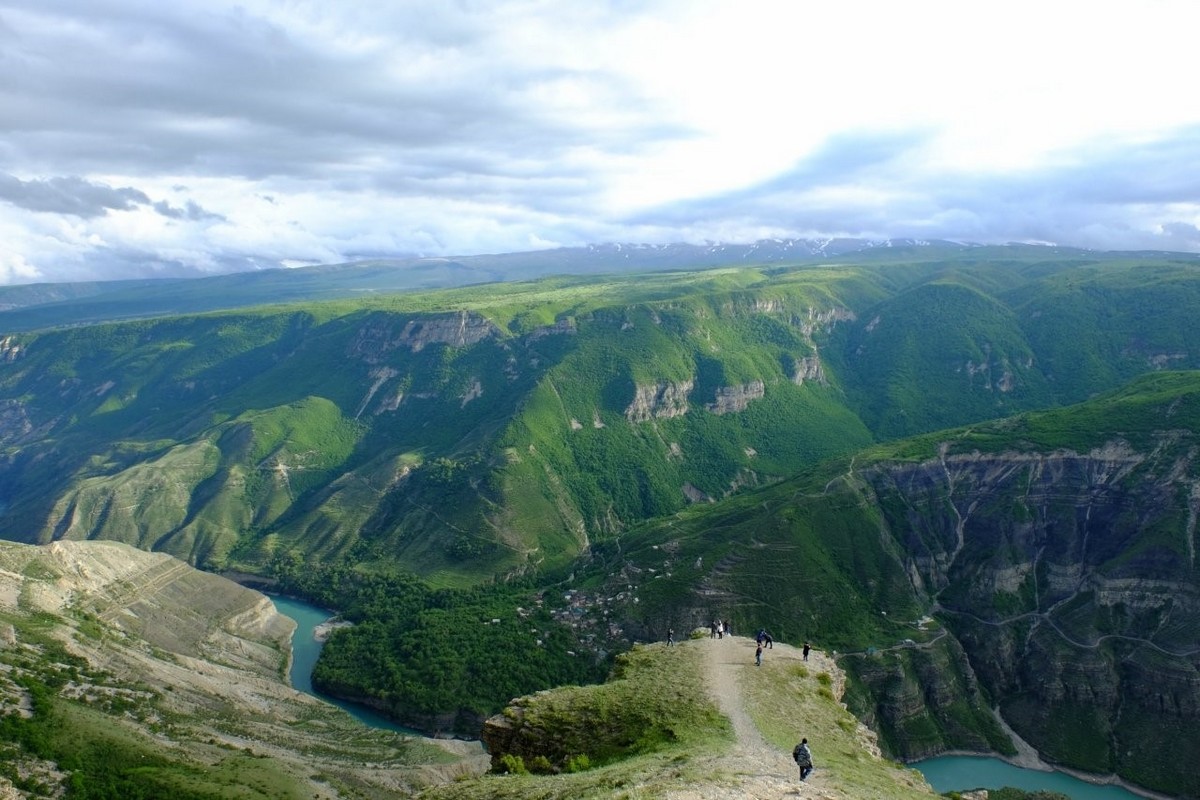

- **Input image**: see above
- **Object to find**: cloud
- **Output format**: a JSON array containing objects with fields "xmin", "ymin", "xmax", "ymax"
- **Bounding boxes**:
[
  {"xmin": 0, "ymin": 1, "xmax": 1198, "ymax": 284},
  {"xmin": 0, "ymin": 174, "xmax": 149, "ymax": 218},
  {"xmin": 152, "ymin": 199, "xmax": 225, "ymax": 222},
  {"xmin": 627, "ymin": 126, "xmax": 1200, "ymax": 251}
]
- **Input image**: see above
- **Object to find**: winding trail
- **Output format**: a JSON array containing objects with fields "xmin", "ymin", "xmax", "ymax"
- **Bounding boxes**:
[{"xmin": 662, "ymin": 637, "xmax": 841, "ymax": 800}]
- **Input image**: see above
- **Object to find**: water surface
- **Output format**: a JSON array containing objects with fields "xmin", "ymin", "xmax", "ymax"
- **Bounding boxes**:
[
  {"xmin": 271, "ymin": 594, "xmax": 419, "ymax": 734},
  {"xmin": 915, "ymin": 755, "xmax": 1152, "ymax": 799}
]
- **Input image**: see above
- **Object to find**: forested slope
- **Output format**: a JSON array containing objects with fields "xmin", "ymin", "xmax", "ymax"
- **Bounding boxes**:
[{"xmin": 2, "ymin": 252, "xmax": 1199, "ymax": 589}]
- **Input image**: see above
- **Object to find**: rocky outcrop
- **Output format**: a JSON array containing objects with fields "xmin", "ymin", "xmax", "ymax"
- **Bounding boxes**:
[
  {"xmin": 525, "ymin": 318, "xmax": 577, "ymax": 341},
  {"xmin": 962, "ymin": 346, "xmax": 1017, "ymax": 392},
  {"xmin": 705, "ymin": 381, "xmax": 765, "ymax": 414},
  {"xmin": 460, "ymin": 378, "xmax": 483, "ymax": 407},
  {"xmin": 348, "ymin": 311, "xmax": 499, "ymax": 361},
  {"xmin": 792, "ymin": 356, "xmax": 828, "ymax": 386},
  {"xmin": 0, "ymin": 335, "xmax": 23, "ymax": 362},
  {"xmin": 625, "ymin": 380, "xmax": 693, "ymax": 423},
  {"xmin": 798, "ymin": 305, "xmax": 856, "ymax": 335},
  {"xmin": 0, "ymin": 399, "xmax": 33, "ymax": 446}
]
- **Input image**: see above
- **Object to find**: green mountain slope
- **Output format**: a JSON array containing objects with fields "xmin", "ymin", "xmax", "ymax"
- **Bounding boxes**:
[
  {"xmin": 2, "ymin": 252, "xmax": 1200, "ymax": 795},
  {"xmin": 583, "ymin": 370, "xmax": 1200, "ymax": 798},
  {"xmin": 2, "ymin": 254, "xmax": 1200, "ymax": 590}
]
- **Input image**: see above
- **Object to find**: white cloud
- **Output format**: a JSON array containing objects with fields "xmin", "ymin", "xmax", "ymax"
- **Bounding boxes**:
[{"xmin": 0, "ymin": 0, "xmax": 1197, "ymax": 283}]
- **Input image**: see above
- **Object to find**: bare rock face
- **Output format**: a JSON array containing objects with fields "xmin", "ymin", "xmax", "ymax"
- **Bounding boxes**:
[
  {"xmin": 348, "ymin": 310, "xmax": 499, "ymax": 362},
  {"xmin": 705, "ymin": 381, "xmax": 765, "ymax": 414},
  {"xmin": 625, "ymin": 380, "xmax": 693, "ymax": 423},
  {"xmin": 0, "ymin": 335, "xmax": 23, "ymax": 362},
  {"xmin": 525, "ymin": 318, "xmax": 577, "ymax": 340},
  {"xmin": 792, "ymin": 356, "xmax": 828, "ymax": 386}
]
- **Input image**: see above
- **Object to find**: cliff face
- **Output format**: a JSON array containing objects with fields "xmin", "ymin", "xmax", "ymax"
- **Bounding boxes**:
[
  {"xmin": 705, "ymin": 381, "xmax": 766, "ymax": 414},
  {"xmin": 624, "ymin": 380, "xmax": 694, "ymax": 422},
  {"xmin": 843, "ymin": 635, "xmax": 1012, "ymax": 762},
  {"xmin": 349, "ymin": 310, "xmax": 499, "ymax": 360},
  {"xmin": 853, "ymin": 440, "xmax": 1200, "ymax": 798}
]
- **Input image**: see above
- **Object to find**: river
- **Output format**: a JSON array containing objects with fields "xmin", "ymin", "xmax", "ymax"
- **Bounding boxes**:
[
  {"xmin": 270, "ymin": 594, "xmax": 419, "ymax": 734},
  {"xmin": 273, "ymin": 594, "xmax": 1165, "ymax": 797},
  {"xmin": 914, "ymin": 755, "xmax": 1160, "ymax": 799}
]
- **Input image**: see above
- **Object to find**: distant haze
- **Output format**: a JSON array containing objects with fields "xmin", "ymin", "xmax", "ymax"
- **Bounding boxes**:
[{"xmin": 1, "ymin": 0, "xmax": 1198, "ymax": 284}]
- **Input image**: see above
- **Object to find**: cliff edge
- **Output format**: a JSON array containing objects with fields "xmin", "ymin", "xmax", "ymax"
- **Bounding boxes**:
[{"xmin": 426, "ymin": 635, "xmax": 937, "ymax": 800}]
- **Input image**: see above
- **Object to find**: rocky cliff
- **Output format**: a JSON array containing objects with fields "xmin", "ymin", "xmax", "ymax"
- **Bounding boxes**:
[
  {"xmin": 850, "ymin": 438, "xmax": 1200, "ymax": 798},
  {"xmin": 705, "ymin": 380, "xmax": 766, "ymax": 414},
  {"xmin": 624, "ymin": 380, "xmax": 694, "ymax": 422}
]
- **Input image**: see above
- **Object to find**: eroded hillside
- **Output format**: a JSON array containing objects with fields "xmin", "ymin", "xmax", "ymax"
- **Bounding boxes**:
[{"xmin": 0, "ymin": 539, "xmax": 486, "ymax": 799}]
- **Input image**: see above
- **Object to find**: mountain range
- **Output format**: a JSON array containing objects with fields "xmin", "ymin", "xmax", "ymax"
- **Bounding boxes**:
[{"xmin": 0, "ymin": 241, "xmax": 1198, "ymax": 797}]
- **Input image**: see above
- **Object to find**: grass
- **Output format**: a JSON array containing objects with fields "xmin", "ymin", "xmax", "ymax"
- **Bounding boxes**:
[
  {"xmin": 420, "ymin": 642, "xmax": 734, "ymax": 799},
  {"xmin": 422, "ymin": 640, "xmax": 943, "ymax": 800},
  {"xmin": 743, "ymin": 660, "xmax": 937, "ymax": 800}
]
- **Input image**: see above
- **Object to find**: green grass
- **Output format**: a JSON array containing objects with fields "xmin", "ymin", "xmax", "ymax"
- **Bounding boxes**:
[
  {"xmin": 420, "ymin": 642, "xmax": 734, "ymax": 800},
  {"xmin": 744, "ymin": 660, "xmax": 936, "ymax": 799},
  {"xmin": 423, "ymin": 640, "xmax": 943, "ymax": 800}
]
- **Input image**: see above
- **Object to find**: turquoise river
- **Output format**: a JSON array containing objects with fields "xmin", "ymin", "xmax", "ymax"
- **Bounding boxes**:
[{"xmin": 271, "ymin": 595, "xmax": 1164, "ymax": 799}]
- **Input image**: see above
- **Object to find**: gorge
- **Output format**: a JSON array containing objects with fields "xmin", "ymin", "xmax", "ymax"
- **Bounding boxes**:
[{"xmin": 1, "ymin": 245, "xmax": 1199, "ymax": 797}]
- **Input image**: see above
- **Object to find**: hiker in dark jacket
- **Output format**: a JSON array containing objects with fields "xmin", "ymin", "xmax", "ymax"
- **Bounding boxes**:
[{"xmin": 792, "ymin": 737, "xmax": 814, "ymax": 780}]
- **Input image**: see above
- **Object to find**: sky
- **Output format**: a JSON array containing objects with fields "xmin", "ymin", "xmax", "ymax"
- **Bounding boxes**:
[{"xmin": 1, "ymin": 0, "xmax": 1199, "ymax": 285}]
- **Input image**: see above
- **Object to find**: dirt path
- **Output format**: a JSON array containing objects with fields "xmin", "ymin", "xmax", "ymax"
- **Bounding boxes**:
[{"xmin": 662, "ymin": 636, "xmax": 839, "ymax": 800}]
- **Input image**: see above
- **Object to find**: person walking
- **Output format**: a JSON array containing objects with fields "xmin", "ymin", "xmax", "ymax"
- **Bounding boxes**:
[
  {"xmin": 792, "ymin": 737, "xmax": 814, "ymax": 780},
  {"xmin": 755, "ymin": 641, "xmax": 763, "ymax": 666},
  {"xmin": 667, "ymin": 628, "xmax": 675, "ymax": 646}
]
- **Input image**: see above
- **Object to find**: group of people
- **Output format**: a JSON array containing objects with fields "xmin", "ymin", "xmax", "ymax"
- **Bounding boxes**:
[
  {"xmin": 669, "ymin": 621, "xmax": 818, "ymax": 782},
  {"xmin": 753, "ymin": 628, "xmax": 773, "ymax": 666},
  {"xmin": 751, "ymin": 630, "xmax": 816, "ymax": 780},
  {"xmin": 752, "ymin": 630, "xmax": 813, "ymax": 667}
]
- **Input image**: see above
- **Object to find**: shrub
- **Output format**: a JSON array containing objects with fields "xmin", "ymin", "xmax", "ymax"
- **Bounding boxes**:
[
  {"xmin": 564, "ymin": 754, "xmax": 592, "ymax": 773},
  {"xmin": 527, "ymin": 755, "xmax": 554, "ymax": 774},
  {"xmin": 496, "ymin": 753, "xmax": 528, "ymax": 775}
]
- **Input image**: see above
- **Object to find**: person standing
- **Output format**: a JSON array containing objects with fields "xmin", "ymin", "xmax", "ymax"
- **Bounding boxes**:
[
  {"xmin": 792, "ymin": 737, "xmax": 814, "ymax": 780},
  {"xmin": 802, "ymin": 642, "xmax": 811, "ymax": 661},
  {"xmin": 667, "ymin": 628, "xmax": 675, "ymax": 646},
  {"xmin": 755, "ymin": 641, "xmax": 763, "ymax": 666}
]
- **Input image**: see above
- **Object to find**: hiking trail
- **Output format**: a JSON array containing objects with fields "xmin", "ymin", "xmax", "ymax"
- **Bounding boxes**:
[{"xmin": 661, "ymin": 635, "xmax": 842, "ymax": 800}]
